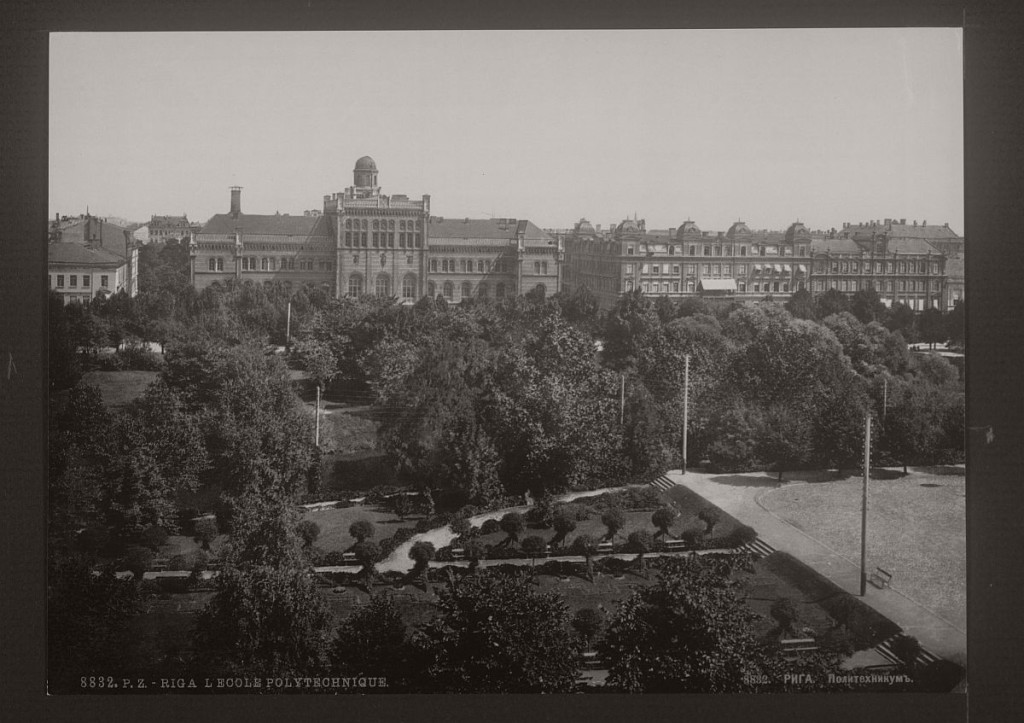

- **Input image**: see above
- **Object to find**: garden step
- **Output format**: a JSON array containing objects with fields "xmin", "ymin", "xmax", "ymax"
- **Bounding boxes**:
[
  {"xmin": 738, "ymin": 538, "xmax": 776, "ymax": 558},
  {"xmin": 649, "ymin": 476, "xmax": 676, "ymax": 492},
  {"xmin": 875, "ymin": 634, "xmax": 943, "ymax": 667}
]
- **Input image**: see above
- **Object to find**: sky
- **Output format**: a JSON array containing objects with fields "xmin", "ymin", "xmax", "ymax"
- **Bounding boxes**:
[{"xmin": 50, "ymin": 29, "xmax": 963, "ymax": 233}]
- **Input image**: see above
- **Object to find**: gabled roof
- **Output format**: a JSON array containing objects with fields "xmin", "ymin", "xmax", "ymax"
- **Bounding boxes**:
[
  {"xmin": 48, "ymin": 242, "xmax": 125, "ymax": 267},
  {"xmin": 199, "ymin": 213, "xmax": 332, "ymax": 238},
  {"xmin": 428, "ymin": 218, "xmax": 551, "ymax": 242}
]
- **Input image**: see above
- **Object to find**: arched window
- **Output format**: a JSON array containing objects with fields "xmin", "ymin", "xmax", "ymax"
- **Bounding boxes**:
[
  {"xmin": 443, "ymin": 281, "xmax": 454, "ymax": 300},
  {"xmin": 389, "ymin": 220, "xmax": 395, "ymax": 230},
  {"xmin": 208, "ymin": 258, "xmax": 216, "ymax": 271},
  {"xmin": 348, "ymin": 273, "xmax": 364, "ymax": 296},
  {"xmin": 402, "ymin": 274, "xmax": 417, "ymax": 299},
  {"xmin": 534, "ymin": 283, "xmax": 546, "ymax": 298},
  {"xmin": 400, "ymin": 220, "xmax": 406, "ymax": 231},
  {"xmin": 373, "ymin": 220, "xmax": 379, "ymax": 230},
  {"xmin": 375, "ymin": 273, "xmax": 391, "ymax": 297},
  {"xmin": 478, "ymin": 260, "xmax": 485, "ymax": 273},
  {"xmin": 461, "ymin": 281, "xmax": 471, "ymax": 298},
  {"xmin": 495, "ymin": 282, "xmax": 506, "ymax": 299},
  {"xmin": 478, "ymin": 282, "xmax": 489, "ymax": 298},
  {"xmin": 534, "ymin": 261, "xmax": 541, "ymax": 274},
  {"xmin": 542, "ymin": 261, "xmax": 548, "ymax": 274},
  {"xmin": 427, "ymin": 281, "xmax": 436, "ymax": 297}
]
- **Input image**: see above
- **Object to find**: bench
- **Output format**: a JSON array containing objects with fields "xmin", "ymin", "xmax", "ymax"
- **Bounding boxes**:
[
  {"xmin": 868, "ymin": 567, "xmax": 893, "ymax": 589},
  {"xmin": 780, "ymin": 638, "xmax": 819, "ymax": 658}
]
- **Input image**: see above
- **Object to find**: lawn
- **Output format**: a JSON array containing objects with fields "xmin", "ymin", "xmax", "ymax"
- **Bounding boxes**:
[
  {"xmin": 81, "ymin": 370, "xmax": 160, "ymax": 408},
  {"xmin": 758, "ymin": 469, "xmax": 966, "ymax": 630},
  {"xmin": 302, "ymin": 502, "xmax": 421, "ymax": 552}
]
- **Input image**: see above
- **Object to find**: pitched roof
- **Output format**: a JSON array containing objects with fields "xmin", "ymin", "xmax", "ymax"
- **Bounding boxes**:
[
  {"xmin": 48, "ymin": 242, "xmax": 125, "ymax": 266},
  {"xmin": 428, "ymin": 218, "xmax": 551, "ymax": 242},
  {"xmin": 887, "ymin": 237, "xmax": 943, "ymax": 255},
  {"xmin": 888, "ymin": 223, "xmax": 961, "ymax": 239},
  {"xmin": 810, "ymin": 237, "xmax": 864, "ymax": 255},
  {"xmin": 199, "ymin": 213, "xmax": 332, "ymax": 238}
]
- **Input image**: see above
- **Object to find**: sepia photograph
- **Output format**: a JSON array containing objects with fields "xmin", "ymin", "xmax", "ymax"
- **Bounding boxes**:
[{"xmin": 45, "ymin": 28, "xmax": 967, "ymax": 696}]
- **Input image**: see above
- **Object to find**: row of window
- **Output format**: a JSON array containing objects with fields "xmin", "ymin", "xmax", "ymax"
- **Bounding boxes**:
[
  {"xmin": 346, "ymin": 273, "xmax": 417, "ymax": 299},
  {"xmin": 344, "ymin": 218, "xmax": 422, "ymax": 231},
  {"xmin": 624, "ymin": 263, "xmax": 807, "ymax": 277},
  {"xmin": 213, "ymin": 257, "xmax": 334, "ymax": 272},
  {"xmin": 622, "ymin": 280, "xmax": 803, "ymax": 294},
  {"xmin": 427, "ymin": 258, "xmax": 519, "ymax": 274},
  {"xmin": 624, "ymin": 244, "xmax": 808, "ymax": 258},
  {"xmin": 51, "ymin": 274, "xmax": 109, "ymax": 289},
  {"xmin": 813, "ymin": 279, "xmax": 941, "ymax": 293},
  {"xmin": 818, "ymin": 260, "xmax": 940, "ymax": 274},
  {"xmin": 344, "ymin": 231, "xmax": 424, "ymax": 249}
]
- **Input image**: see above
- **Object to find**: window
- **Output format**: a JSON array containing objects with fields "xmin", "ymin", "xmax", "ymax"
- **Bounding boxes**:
[
  {"xmin": 353, "ymin": 254, "xmax": 360, "ymax": 264},
  {"xmin": 738, "ymin": 281, "xmax": 746, "ymax": 292},
  {"xmin": 209, "ymin": 258, "xmax": 217, "ymax": 271},
  {"xmin": 760, "ymin": 247, "xmax": 767, "ymax": 256},
  {"xmin": 740, "ymin": 246, "xmax": 748, "ymax": 256},
  {"xmin": 496, "ymin": 282, "xmax": 506, "ymax": 298},
  {"xmin": 689, "ymin": 245, "xmax": 696, "ymax": 256},
  {"xmin": 82, "ymin": 275, "xmax": 90, "ymax": 287},
  {"xmin": 69, "ymin": 275, "xmax": 77, "ymax": 288},
  {"xmin": 642, "ymin": 283, "xmax": 650, "ymax": 293},
  {"xmin": 261, "ymin": 257, "xmax": 270, "ymax": 271},
  {"xmin": 427, "ymin": 281, "xmax": 436, "ymax": 297},
  {"xmin": 723, "ymin": 265, "xmax": 731, "ymax": 277},
  {"xmin": 415, "ymin": 234, "xmax": 423, "ymax": 248},
  {"xmin": 899, "ymin": 280, "xmax": 907, "ymax": 291},
  {"xmin": 101, "ymin": 275, "xmax": 108, "ymax": 287},
  {"xmin": 402, "ymin": 274, "xmax": 416, "ymax": 299},
  {"xmin": 652, "ymin": 265, "xmax": 660, "ymax": 274},
  {"xmin": 461, "ymin": 281, "xmax": 471, "ymax": 298},
  {"xmin": 753, "ymin": 283, "xmax": 760, "ymax": 293},
  {"xmin": 672, "ymin": 282, "xmax": 679, "ymax": 292},
  {"xmin": 625, "ymin": 280, "xmax": 634, "ymax": 291},
  {"xmin": 831, "ymin": 261, "xmax": 839, "ymax": 273},
  {"xmin": 625, "ymin": 264, "xmax": 633, "ymax": 274},
  {"xmin": 348, "ymin": 274, "xmax": 364, "ymax": 296},
  {"xmin": 773, "ymin": 282, "xmax": 780, "ymax": 293},
  {"xmin": 782, "ymin": 283, "xmax": 789, "ymax": 292},
  {"xmin": 461, "ymin": 259, "xmax": 467, "ymax": 273},
  {"xmin": 703, "ymin": 246, "xmax": 711, "ymax": 256},
  {"xmin": 361, "ymin": 232, "xmax": 368, "ymax": 247},
  {"xmin": 713, "ymin": 264, "xmax": 720, "ymax": 275},
  {"xmin": 627, "ymin": 246, "xmax": 634, "ymax": 255},
  {"xmin": 535, "ymin": 261, "xmax": 541, "ymax": 274},
  {"xmin": 430, "ymin": 259, "xmax": 438, "ymax": 272},
  {"xmin": 702, "ymin": 264, "xmax": 710, "ymax": 274},
  {"xmin": 443, "ymin": 281, "xmax": 454, "ymax": 300},
  {"xmin": 673, "ymin": 265, "xmax": 680, "ymax": 274},
  {"xmin": 686, "ymin": 281, "xmax": 695, "ymax": 292},
  {"xmin": 669, "ymin": 246, "xmax": 675, "ymax": 255},
  {"xmin": 478, "ymin": 260, "xmax": 485, "ymax": 273},
  {"xmin": 887, "ymin": 262, "xmax": 894, "ymax": 273},
  {"xmin": 737, "ymin": 264, "xmax": 745, "ymax": 275},
  {"xmin": 714, "ymin": 246, "xmax": 722, "ymax": 257},
  {"xmin": 375, "ymin": 274, "xmax": 391, "ymax": 297},
  {"xmin": 56, "ymin": 274, "xmax": 64, "ymax": 288},
  {"xmin": 478, "ymin": 282, "xmax": 489, "ymax": 298},
  {"xmin": 852, "ymin": 262, "xmax": 859, "ymax": 273},
  {"xmin": 542, "ymin": 261, "xmax": 548, "ymax": 274}
]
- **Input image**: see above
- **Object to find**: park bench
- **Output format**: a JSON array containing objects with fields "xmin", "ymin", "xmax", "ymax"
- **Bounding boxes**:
[
  {"xmin": 780, "ymin": 638, "xmax": 819, "ymax": 659},
  {"xmin": 869, "ymin": 567, "xmax": 893, "ymax": 589}
]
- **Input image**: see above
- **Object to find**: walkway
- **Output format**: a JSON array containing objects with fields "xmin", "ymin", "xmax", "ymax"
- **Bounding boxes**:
[{"xmin": 663, "ymin": 468, "xmax": 967, "ymax": 661}]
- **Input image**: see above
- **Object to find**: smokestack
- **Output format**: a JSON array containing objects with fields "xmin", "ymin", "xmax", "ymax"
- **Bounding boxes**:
[{"xmin": 230, "ymin": 186, "xmax": 242, "ymax": 217}]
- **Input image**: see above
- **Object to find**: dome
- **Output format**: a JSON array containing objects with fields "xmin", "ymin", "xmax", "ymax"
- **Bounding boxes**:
[
  {"xmin": 726, "ymin": 221, "xmax": 751, "ymax": 238},
  {"xmin": 616, "ymin": 218, "xmax": 640, "ymax": 234},
  {"xmin": 354, "ymin": 156, "xmax": 378, "ymax": 171},
  {"xmin": 785, "ymin": 221, "xmax": 809, "ymax": 241},
  {"xmin": 574, "ymin": 217, "xmax": 596, "ymax": 235},
  {"xmin": 676, "ymin": 221, "xmax": 700, "ymax": 239}
]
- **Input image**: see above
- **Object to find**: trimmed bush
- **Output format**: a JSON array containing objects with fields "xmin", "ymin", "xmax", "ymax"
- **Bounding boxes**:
[
  {"xmin": 349, "ymin": 519, "xmax": 376, "ymax": 543},
  {"xmin": 770, "ymin": 597, "xmax": 799, "ymax": 635},
  {"xmin": 521, "ymin": 535, "xmax": 548, "ymax": 564},
  {"xmin": 499, "ymin": 512, "xmax": 526, "ymax": 543},
  {"xmin": 296, "ymin": 520, "xmax": 321, "ymax": 548},
  {"xmin": 193, "ymin": 517, "xmax": 219, "ymax": 551},
  {"xmin": 450, "ymin": 517, "xmax": 472, "ymax": 539},
  {"xmin": 480, "ymin": 518, "xmax": 501, "ymax": 535},
  {"xmin": 601, "ymin": 508, "xmax": 626, "ymax": 540}
]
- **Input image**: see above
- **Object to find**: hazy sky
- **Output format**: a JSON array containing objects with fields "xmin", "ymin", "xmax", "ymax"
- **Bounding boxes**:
[{"xmin": 50, "ymin": 29, "xmax": 963, "ymax": 233}]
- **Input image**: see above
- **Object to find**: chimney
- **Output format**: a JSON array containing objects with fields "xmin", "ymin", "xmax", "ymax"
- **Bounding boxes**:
[
  {"xmin": 884, "ymin": 218, "xmax": 891, "ymax": 226},
  {"xmin": 922, "ymin": 219, "xmax": 927, "ymax": 226},
  {"xmin": 230, "ymin": 186, "xmax": 242, "ymax": 217},
  {"xmin": 900, "ymin": 218, "xmax": 906, "ymax": 225}
]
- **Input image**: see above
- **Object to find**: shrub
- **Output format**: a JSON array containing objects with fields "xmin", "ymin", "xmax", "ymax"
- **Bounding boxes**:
[
  {"xmin": 391, "ymin": 493, "xmax": 414, "ymax": 521},
  {"xmin": 353, "ymin": 541, "xmax": 381, "ymax": 571},
  {"xmin": 680, "ymin": 528, "xmax": 704, "ymax": 548},
  {"xmin": 551, "ymin": 507, "xmax": 578, "ymax": 544},
  {"xmin": 122, "ymin": 546, "xmax": 155, "ymax": 581},
  {"xmin": 450, "ymin": 517, "xmax": 472, "ymax": 539},
  {"xmin": 349, "ymin": 519, "xmax": 376, "ymax": 543},
  {"xmin": 168, "ymin": 549, "xmax": 209, "ymax": 571},
  {"xmin": 409, "ymin": 541, "xmax": 437, "ymax": 569},
  {"xmin": 521, "ymin": 535, "xmax": 548, "ymax": 564},
  {"xmin": 525, "ymin": 497, "xmax": 555, "ymax": 528},
  {"xmin": 727, "ymin": 524, "xmax": 758, "ymax": 547},
  {"xmin": 193, "ymin": 517, "xmax": 219, "ymax": 550},
  {"xmin": 818, "ymin": 627, "xmax": 855, "ymax": 656},
  {"xmin": 480, "ymin": 519, "xmax": 501, "ymax": 535},
  {"xmin": 651, "ymin": 507, "xmax": 678, "ymax": 537},
  {"xmin": 601, "ymin": 508, "xmax": 626, "ymax": 540},
  {"xmin": 140, "ymin": 525, "xmax": 169, "ymax": 551},
  {"xmin": 499, "ymin": 512, "xmax": 525, "ymax": 543},
  {"xmin": 698, "ymin": 507, "xmax": 721, "ymax": 536},
  {"xmin": 461, "ymin": 539, "xmax": 486, "ymax": 571},
  {"xmin": 296, "ymin": 520, "xmax": 321, "ymax": 548},
  {"xmin": 770, "ymin": 598, "xmax": 799, "ymax": 635},
  {"xmin": 627, "ymin": 530, "xmax": 654, "ymax": 554},
  {"xmin": 572, "ymin": 608, "xmax": 603, "ymax": 646}
]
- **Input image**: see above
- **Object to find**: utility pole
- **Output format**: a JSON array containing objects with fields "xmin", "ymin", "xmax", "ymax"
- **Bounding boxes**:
[
  {"xmin": 882, "ymin": 377, "xmax": 888, "ymax": 425},
  {"xmin": 315, "ymin": 384, "xmax": 321, "ymax": 447},
  {"xmin": 860, "ymin": 414, "xmax": 871, "ymax": 596},
  {"xmin": 619, "ymin": 374, "xmax": 625, "ymax": 425},
  {"xmin": 682, "ymin": 354, "xmax": 690, "ymax": 474},
  {"xmin": 285, "ymin": 301, "xmax": 292, "ymax": 354}
]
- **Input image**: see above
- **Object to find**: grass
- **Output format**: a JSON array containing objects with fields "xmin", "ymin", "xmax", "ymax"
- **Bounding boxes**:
[
  {"xmin": 302, "ymin": 502, "xmax": 421, "ymax": 552},
  {"xmin": 81, "ymin": 370, "xmax": 160, "ymax": 408},
  {"xmin": 758, "ymin": 470, "xmax": 966, "ymax": 629}
]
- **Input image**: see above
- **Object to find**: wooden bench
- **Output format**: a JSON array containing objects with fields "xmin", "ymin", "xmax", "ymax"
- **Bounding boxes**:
[
  {"xmin": 869, "ymin": 567, "xmax": 893, "ymax": 589},
  {"xmin": 780, "ymin": 638, "xmax": 819, "ymax": 658}
]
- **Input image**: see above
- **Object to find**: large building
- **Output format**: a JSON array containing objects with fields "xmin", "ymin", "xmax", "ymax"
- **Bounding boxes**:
[
  {"xmin": 48, "ymin": 242, "xmax": 134, "ymax": 304},
  {"xmin": 191, "ymin": 156, "xmax": 560, "ymax": 301},
  {"xmin": 562, "ymin": 217, "xmax": 814, "ymax": 309},
  {"xmin": 48, "ymin": 212, "xmax": 139, "ymax": 296},
  {"xmin": 147, "ymin": 215, "xmax": 197, "ymax": 245}
]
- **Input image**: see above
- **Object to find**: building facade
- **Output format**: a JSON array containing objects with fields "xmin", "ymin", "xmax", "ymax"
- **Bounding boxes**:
[
  {"xmin": 191, "ymin": 157, "xmax": 558, "ymax": 301},
  {"xmin": 48, "ymin": 213, "xmax": 139, "ymax": 296},
  {"xmin": 148, "ymin": 215, "xmax": 195, "ymax": 244},
  {"xmin": 562, "ymin": 217, "xmax": 813, "ymax": 310},
  {"xmin": 48, "ymin": 242, "xmax": 132, "ymax": 304}
]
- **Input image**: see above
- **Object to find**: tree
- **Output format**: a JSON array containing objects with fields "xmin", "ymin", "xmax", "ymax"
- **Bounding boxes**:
[
  {"xmin": 572, "ymin": 608, "xmax": 603, "ymax": 649},
  {"xmin": 572, "ymin": 533, "xmax": 600, "ymax": 582},
  {"xmin": 194, "ymin": 517, "xmax": 219, "ymax": 551},
  {"xmin": 881, "ymin": 382, "xmax": 945, "ymax": 473},
  {"xmin": 391, "ymin": 493, "xmax": 413, "ymax": 521},
  {"xmin": 499, "ymin": 512, "xmax": 525, "ymax": 546},
  {"xmin": 521, "ymin": 535, "xmax": 547, "ymax": 570},
  {"xmin": 462, "ymin": 538, "xmax": 486, "ymax": 574},
  {"xmin": 296, "ymin": 519, "xmax": 320, "ymax": 548},
  {"xmin": 651, "ymin": 506, "xmax": 678, "ymax": 539},
  {"xmin": 417, "ymin": 572, "xmax": 582, "ymax": 692},
  {"xmin": 851, "ymin": 287, "xmax": 886, "ymax": 324},
  {"xmin": 784, "ymin": 288, "xmax": 816, "ymax": 320},
  {"xmin": 449, "ymin": 517, "xmax": 472, "ymax": 540},
  {"xmin": 698, "ymin": 508, "xmax": 721, "ymax": 539},
  {"xmin": 122, "ymin": 546, "xmax": 155, "ymax": 582},
  {"xmin": 349, "ymin": 519, "xmax": 376, "ymax": 544},
  {"xmin": 353, "ymin": 541, "xmax": 381, "ymax": 584},
  {"xmin": 330, "ymin": 593, "xmax": 422, "ymax": 690},
  {"xmin": 550, "ymin": 507, "xmax": 578, "ymax": 548},
  {"xmin": 769, "ymin": 597, "xmax": 799, "ymax": 637},
  {"xmin": 756, "ymin": 404, "xmax": 813, "ymax": 482},
  {"xmin": 814, "ymin": 288, "xmax": 850, "ymax": 319},
  {"xmin": 889, "ymin": 634, "xmax": 923, "ymax": 674},
  {"xmin": 409, "ymin": 541, "xmax": 436, "ymax": 589},
  {"xmin": 601, "ymin": 508, "xmax": 626, "ymax": 541},
  {"xmin": 627, "ymin": 530, "xmax": 654, "ymax": 578},
  {"xmin": 918, "ymin": 307, "xmax": 946, "ymax": 349},
  {"xmin": 945, "ymin": 300, "xmax": 964, "ymax": 349},
  {"xmin": 598, "ymin": 555, "xmax": 781, "ymax": 692}
]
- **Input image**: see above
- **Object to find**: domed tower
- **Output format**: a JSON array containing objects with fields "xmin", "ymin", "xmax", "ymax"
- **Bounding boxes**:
[{"xmin": 353, "ymin": 156, "xmax": 379, "ymax": 191}]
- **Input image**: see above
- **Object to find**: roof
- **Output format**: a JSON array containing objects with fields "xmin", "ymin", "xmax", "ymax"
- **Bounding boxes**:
[
  {"xmin": 698, "ymin": 279, "xmax": 737, "ymax": 292},
  {"xmin": 887, "ymin": 237, "xmax": 943, "ymax": 255},
  {"xmin": 150, "ymin": 215, "xmax": 190, "ymax": 229},
  {"xmin": 199, "ymin": 213, "xmax": 332, "ymax": 238},
  {"xmin": 888, "ymin": 223, "xmax": 961, "ymax": 239},
  {"xmin": 428, "ymin": 218, "xmax": 551, "ymax": 242},
  {"xmin": 355, "ymin": 156, "xmax": 377, "ymax": 171},
  {"xmin": 48, "ymin": 242, "xmax": 125, "ymax": 267},
  {"xmin": 810, "ymin": 237, "xmax": 865, "ymax": 255}
]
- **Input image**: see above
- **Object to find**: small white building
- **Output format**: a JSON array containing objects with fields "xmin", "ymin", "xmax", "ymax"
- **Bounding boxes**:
[{"xmin": 48, "ymin": 242, "xmax": 131, "ymax": 304}]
